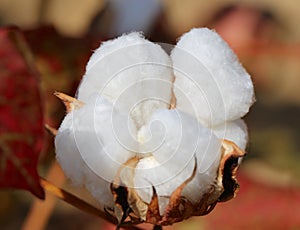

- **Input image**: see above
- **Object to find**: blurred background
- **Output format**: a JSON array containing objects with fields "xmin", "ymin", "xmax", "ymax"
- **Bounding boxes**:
[{"xmin": 0, "ymin": 0, "xmax": 300, "ymax": 229}]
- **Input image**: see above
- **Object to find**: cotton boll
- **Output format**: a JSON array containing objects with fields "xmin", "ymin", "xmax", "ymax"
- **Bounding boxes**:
[
  {"xmin": 77, "ymin": 32, "xmax": 173, "ymax": 128},
  {"xmin": 56, "ymin": 28, "xmax": 253, "ymax": 224},
  {"xmin": 172, "ymin": 28, "xmax": 255, "ymax": 126},
  {"xmin": 212, "ymin": 119, "xmax": 248, "ymax": 150}
]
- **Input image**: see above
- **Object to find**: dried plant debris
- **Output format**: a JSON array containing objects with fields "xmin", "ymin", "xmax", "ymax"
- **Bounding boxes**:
[{"xmin": 55, "ymin": 28, "xmax": 254, "ymax": 227}]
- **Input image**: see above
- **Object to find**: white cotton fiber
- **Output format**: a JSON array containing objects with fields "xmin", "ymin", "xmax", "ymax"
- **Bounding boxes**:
[
  {"xmin": 77, "ymin": 32, "xmax": 173, "ymax": 128},
  {"xmin": 137, "ymin": 109, "xmax": 199, "ymax": 182},
  {"xmin": 134, "ymin": 156, "xmax": 195, "ymax": 215},
  {"xmin": 138, "ymin": 109, "xmax": 220, "ymax": 173},
  {"xmin": 134, "ymin": 109, "xmax": 221, "ymax": 209},
  {"xmin": 55, "ymin": 115, "xmax": 85, "ymax": 186},
  {"xmin": 56, "ymin": 117, "xmax": 115, "ymax": 208},
  {"xmin": 55, "ymin": 96, "xmax": 137, "ymax": 207},
  {"xmin": 172, "ymin": 28, "xmax": 255, "ymax": 126},
  {"xmin": 212, "ymin": 119, "xmax": 248, "ymax": 150}
]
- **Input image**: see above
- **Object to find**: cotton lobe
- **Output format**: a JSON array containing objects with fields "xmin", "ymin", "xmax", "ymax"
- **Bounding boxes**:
[{"xmin": 172, "ymin": 28, "xmax": 254, "ymax": 126}]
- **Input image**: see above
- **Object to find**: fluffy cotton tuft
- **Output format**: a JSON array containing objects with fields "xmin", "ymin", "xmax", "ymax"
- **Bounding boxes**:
[
  {"xmin": 55, "ymin": 96, "xmax": 137, "ymax": 207},
  {"xmin": 77, "ymin": 32, "xmax": 173, "ymax": 128},
  {"xmin": 172, "ymin": 28, "xmax": 255, "ymax": 127},
  {"xmin": 212, "ymin": 119, "xmax": 248, "ymax": 150},
  {"xmin": 135, "ymin": 109, "xmax": 221, "ymax": 212}
]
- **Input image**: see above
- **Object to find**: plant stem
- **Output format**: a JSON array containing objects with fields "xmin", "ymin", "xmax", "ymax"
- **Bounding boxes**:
[
  {"xmin": 40, "ymin": 178, "xmax": 143, "ymax": 229},
  {"xmin": 40, "ymin": 177, "xmax": 117, "ymax": 223}
]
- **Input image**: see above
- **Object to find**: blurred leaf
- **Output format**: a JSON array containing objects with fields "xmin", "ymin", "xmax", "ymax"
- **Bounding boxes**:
[
  {"xmin": 22, "ymin": 26, "xmax": 95, "ymax": 162},
  {"xmin": 24, "ymin": 26, "xmax": 92, "ymax": 128},
  {"xmin": 0, "ymin": 27, "xmax": 44, "ymax": 199},
  {"xmin": 204, "ymin": 172, "xmax": 300, "ymax": 230}
]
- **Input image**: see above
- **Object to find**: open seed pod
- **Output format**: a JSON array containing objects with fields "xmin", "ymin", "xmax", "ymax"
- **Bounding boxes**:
[{"xmin": 55, "ymin": 28, "xmax": 254, "ymax": 227}]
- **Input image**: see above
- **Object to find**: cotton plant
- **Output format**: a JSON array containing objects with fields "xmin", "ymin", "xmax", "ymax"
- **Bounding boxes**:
[{"xmin": 55, "ymin": 28, "xmax": 255, "ymax": 227}]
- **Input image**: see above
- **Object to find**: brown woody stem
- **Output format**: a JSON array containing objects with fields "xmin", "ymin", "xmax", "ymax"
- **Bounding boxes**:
[
  {"xmin": 40, "ymin": 178, "xmax": 117, "ymax": 223},
  {"xmin": 40, "ymin": 178, "xmax": 143, "ymax": 230}
]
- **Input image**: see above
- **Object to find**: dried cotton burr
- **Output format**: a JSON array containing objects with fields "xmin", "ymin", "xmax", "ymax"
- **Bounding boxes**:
[{"xmin": 55, "ymin": 28, "xmax": 255, "ymax": 227}]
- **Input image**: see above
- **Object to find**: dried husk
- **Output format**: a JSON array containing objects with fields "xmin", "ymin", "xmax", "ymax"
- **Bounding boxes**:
[{"xmin": 109, "ymin": 140, "xmax": 245, "ymax": 226}]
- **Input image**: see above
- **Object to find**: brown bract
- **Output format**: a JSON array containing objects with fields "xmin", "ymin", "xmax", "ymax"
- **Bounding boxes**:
[
  {"xmin": 108, "ymin": 141, "xmax": 245, "ymax": 227},
  {"xmin": 54, "ymin": 92, "xmax": 84, "ymax": 113}
]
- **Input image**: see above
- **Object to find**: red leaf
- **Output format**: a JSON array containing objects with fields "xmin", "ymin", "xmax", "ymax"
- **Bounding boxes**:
[
  {"xmin": 0, "ymin": 27, "xmax": 45, "ymax": 199},
  {"xmin": 204, "ymin": 172, "xmax": 300, "ymax": 230}
]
